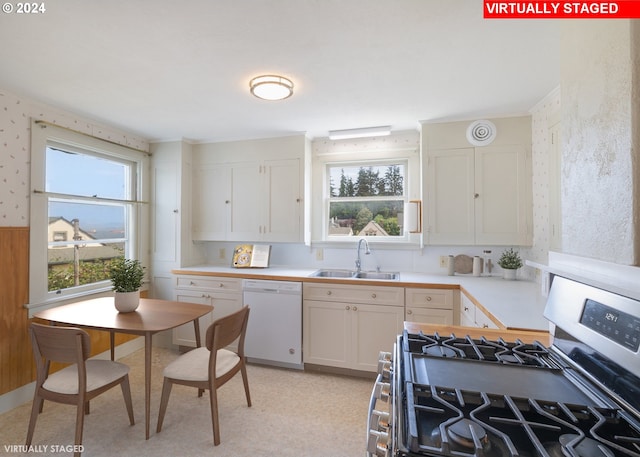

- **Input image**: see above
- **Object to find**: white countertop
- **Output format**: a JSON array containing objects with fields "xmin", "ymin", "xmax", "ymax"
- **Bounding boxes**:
[{"xmin": 172, "ymin": 265, "xmax": 551, "ymax": 331}]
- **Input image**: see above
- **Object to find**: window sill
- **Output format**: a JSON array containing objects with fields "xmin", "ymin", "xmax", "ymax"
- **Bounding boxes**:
[{"xmin": 25, "ymin": 285, "xmax": 149, "ymax": 318}]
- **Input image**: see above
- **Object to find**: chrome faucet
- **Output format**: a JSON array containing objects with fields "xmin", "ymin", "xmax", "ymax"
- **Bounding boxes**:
[{"xmin": 355, "ymin": 238, "xmax": 371, "ymax": 273}]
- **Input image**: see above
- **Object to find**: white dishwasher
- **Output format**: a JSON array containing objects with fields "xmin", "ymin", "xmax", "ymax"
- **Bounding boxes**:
[{"xmin": 242, "ymin": 279, "xmax": 303, "ymax": 370}]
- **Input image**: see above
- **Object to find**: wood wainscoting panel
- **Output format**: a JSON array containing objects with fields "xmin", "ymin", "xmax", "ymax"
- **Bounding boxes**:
[
  {"xmin": 0, "ymin": 227, "xmax": 141, "ymax": 396},
  {"xmin": 0, "ymin": 227, "xmax": 32, "ymax": 395}
]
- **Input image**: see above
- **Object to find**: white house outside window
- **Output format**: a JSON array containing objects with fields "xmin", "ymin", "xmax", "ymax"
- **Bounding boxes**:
[{"xmin": 29, "ymin": 121, "xmax": 149, "ymax": 310}]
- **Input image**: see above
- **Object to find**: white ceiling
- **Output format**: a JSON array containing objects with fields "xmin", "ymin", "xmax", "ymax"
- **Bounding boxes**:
[{"xmin": 0, "ymin": 0, "xmax": 560, "ymax": 143}]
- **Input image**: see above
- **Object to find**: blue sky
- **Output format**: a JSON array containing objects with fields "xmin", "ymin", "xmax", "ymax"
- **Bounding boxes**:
[{"xmin": 46, "ymin": 147, "xmax": 127, "ymax": 232}]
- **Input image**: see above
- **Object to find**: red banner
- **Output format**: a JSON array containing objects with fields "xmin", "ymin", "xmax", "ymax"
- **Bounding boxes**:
[{"xmin": 484, "ymin": 1, "xmax": 640, "ymax": 18}]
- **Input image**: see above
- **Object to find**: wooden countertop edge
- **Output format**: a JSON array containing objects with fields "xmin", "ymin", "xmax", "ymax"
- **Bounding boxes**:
[
  {"xmin": 459, "ymin": 285, "xmax": 505, "ymax": 330},
  {"xmin": 172, "ymin": 269, "xmax": 461, "ymax": 289},
  {"xmin": 403, "ymin": 322, "xmax": 551, "ymax": 346}
]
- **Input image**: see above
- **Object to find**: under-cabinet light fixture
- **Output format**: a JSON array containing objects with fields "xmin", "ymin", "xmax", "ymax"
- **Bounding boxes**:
[
  {"xmin": 249, "ymin": 75, "xmax": 294, "ymax": 101},
  {"xmin": 328, "ymin": 125, "xmax": 391, "ymax": 140}
]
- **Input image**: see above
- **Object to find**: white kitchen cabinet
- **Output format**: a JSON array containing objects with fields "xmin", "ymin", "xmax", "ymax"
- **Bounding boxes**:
[
  {"xmin": 459, "ymin": 292, "xmax": 499, "ymax": 329},
  {"xmin": 173, "ymin": 275, "xmax": 243, "ymax": 348},
  {"xmin": 192, "ymin": 158, "xmax": 302, "ymax": 242},
  {"xmin": 303, "ymin": 283, "xmax": 404, "ymax": 372},
  {"xmin": 423, "ymin": 117, "xmax": 532, "ymax": 246},
  {"xmin": 405, "ymin": 288, "xmax": 455, "ymax": 325}
]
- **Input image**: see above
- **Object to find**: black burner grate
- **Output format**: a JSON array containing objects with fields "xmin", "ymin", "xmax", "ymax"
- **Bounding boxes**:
[
  {"xmin": 403, "ymin": 383, "xmax": 640, "ymax": 457},
  {"xmin": 404, "ymin": 331, "xmax": 555, "ymax": 368}
]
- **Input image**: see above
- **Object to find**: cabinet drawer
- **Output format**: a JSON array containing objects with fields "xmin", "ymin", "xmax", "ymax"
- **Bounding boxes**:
[
  {"xmin": 175, "ymin": 275, "xmax": 242, "ymax": 293},
  {"xmin": 303, "ymin": 283, "xmax": 404, "ymax": 306},
  {"xmin": 405, "ymin": 288, "xmax": 453, "ymax": 309}
]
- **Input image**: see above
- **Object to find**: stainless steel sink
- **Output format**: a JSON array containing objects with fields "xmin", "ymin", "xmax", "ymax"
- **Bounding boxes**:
[
  {"xmin": 310, "ymin": 269, "xmax": 357, "ymax": 278},
  {"xmin": 309, "ymin": 269, "xmax": 400, "ymax": 280},
  {"xmin": 353, "ymin": 271, "xmax": 400, "ymax": 280}
]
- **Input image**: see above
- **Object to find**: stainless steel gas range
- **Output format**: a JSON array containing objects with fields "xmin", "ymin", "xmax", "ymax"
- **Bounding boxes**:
[{"xmin": 367, "ymin": 275, "xmax": 640, "ymax": 457}]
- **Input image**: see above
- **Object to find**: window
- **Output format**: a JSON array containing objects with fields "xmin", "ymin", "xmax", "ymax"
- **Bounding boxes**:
[
  {"xmin": 327, "ymin": 162, "xmax": 406, "ymax": 238},
  {"xmin": 29, "ymin": 121, "xmax": 149, "ymax": 309},
  {"xmin": 310, "ymin": 133, "xmax": 421, "ymax": 244}
]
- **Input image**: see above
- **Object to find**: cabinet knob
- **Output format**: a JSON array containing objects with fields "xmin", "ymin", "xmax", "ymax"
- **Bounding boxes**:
[
  {"xmin": 407, "ymin": 310, "xmax": 413, "ymax": 315},
  {"xmin": 218, "ymin": 283, "xmax": 224, "ymax": 288},
  {"xmin": 345, "ymin": 305, "xmax": 350, "ymax": 310},
  {"xmin": 190, "ymin": 281, "xmax": 196, "ymax": 285},
  {"xmin": 371, "ymin": 293, "xmax": 377, "ymax": 299},
  {"xmin": 225, "ymin": 200, "xmax": 230, "ymax": 204},
  {"xmin": 327, "ymin": 290, "xmax": 332, "ymax": 296},
  {"xmin": 464, "ymin": 306, "xmax": 469, "ymax": 312},
  {"xmin": 173, "ymin": 209, "xmax": 179, "ymax": 213},
  {"xmin": 474, "ymin": 193, "xmax": 480, "ymax": 198},
  {"xmin": 482, "ymin": 323, "xmax": 489, "ymax": 328},
  {"xmin": 353, "ymin": 306, "xmax": 358, "ymax": 311},
  {"xmin": 426, "ymin": 296, "xmax": 432, "ymax": 302}
]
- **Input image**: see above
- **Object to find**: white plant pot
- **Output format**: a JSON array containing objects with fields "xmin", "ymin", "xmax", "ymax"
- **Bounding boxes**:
[
  {"xmin": 503, "ymin": 269, "xmax": 517, "ymax": 280},
  {"xmin": 114, "ymin": 290, "xmax": 140, "ymax": 312}
]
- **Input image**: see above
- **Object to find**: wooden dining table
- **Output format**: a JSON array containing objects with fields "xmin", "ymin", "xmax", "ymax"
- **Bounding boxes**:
[{"xmin": 33, "ymin": 296, "xmax": 213, "ymax": 440}]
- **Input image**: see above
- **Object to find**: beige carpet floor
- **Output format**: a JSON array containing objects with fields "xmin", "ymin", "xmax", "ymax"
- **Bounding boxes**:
[{"xmin": 0, "ymin": 347, "xmax": 374, "ymax": 457}]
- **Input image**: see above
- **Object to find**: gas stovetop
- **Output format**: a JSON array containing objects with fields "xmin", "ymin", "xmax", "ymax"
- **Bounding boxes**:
[{"xmin": 367, "ymin": 276, "xmax": 640, "ymax": 457}]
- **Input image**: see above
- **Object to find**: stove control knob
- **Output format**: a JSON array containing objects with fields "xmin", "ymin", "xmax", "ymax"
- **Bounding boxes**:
[
  {"xmin": 374, "ymin": 381, "xmax": 390, "ymax": 402},
  {"xmin": 377, "ymin": 360, "xmax": 392, "ymax": 381},
  {"xmin": 370, "ymin": 409, "xmax": 390, "ymax": 430},
  {"xmin": 367, "ymin": 430, "xmax": 390, "ymax": 457}
]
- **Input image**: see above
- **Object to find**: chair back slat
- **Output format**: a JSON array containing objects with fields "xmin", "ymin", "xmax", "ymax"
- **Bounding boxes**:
[
  {"xmin": 206, "ymin": 306, "xmax": 250, "ymax": 353},
  {"xmin": 30, "ymin": 323, "xmax": 91, "ymax": 364}
]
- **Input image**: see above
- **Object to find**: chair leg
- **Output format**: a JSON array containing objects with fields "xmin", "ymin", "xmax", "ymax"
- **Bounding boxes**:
[
  {"xmin": 74, "ymin": 402, "xmax": 85, "ymax": 457},
  {"xmin": 241, "ymin": 362, "xmax": 252, "ymax": 407},
  {"xmin": 121, "ymin": 375, "xmax": 135, "ymax": 425},
  {"xmin": 25, "ymin": 393, "xmax": 42, "ymax": 446},
  {"xmin": 208, "ymin": 387, "xmax": 221, "ymax": 446},
  {"xmin": 156, "ymin": 378, "xmax": 173, "ymax": 433}
]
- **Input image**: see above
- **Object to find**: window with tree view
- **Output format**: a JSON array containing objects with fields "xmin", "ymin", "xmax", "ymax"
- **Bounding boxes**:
[{"xmin": 327, "ymin": 162, "xmax": 406, "ymax": 238}]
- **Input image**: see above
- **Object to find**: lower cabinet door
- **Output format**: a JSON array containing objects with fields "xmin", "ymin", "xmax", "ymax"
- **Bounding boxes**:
[
  {"xmin": 351, "ymin": 303, "xmax": 404, "ymax": 372},
  {"xmin": 303, "ymin": 300, "xmax": 351, "ymax": 368}
]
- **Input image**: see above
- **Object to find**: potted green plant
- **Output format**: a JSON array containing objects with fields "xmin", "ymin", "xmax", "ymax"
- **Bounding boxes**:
[
  {"xmin": 497, "ymin": 248, "xmax": 523, "ymax": 280},
  {"xmin": 110, "ymin": 258, "xmax": 145, "ymax": 312}
]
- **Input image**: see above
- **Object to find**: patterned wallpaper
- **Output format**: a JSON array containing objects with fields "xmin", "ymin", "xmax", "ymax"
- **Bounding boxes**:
[
  {"xmin": 0, "ymin": 88, "xmax": 149, "ymax": 226},
  {"xmin": 529, "ymin": 87, "xmax": 561, "ymax": 265}
]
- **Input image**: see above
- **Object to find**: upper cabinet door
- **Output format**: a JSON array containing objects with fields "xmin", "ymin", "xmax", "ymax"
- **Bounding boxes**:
[
  {"xmin": 263, "ymin": 158, "xmax": 302, "ymax": 242},
  {"xmin": 475, "ymin": 145, "xmax": 530, "ymax": 245},
  {"xmin": 228, "ymin": 162, "xmax": 262, "ymax": 241},
  {"xmin": 192, "ymin": 164, "xmax": 231, "ymax": 241},
  {"xmin": 427, "ymin": 148, "xmax": 475, "ymax": 245}
]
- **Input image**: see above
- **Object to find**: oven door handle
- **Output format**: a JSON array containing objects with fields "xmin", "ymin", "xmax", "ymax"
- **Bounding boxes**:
[{"xmin": 366, "ymin": 373, "xmax": 383, "ymax": 457}]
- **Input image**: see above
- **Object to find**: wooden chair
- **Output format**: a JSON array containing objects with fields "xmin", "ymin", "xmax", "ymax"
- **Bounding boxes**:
[
  {"xmin": 156, "ymin": 306, "xmax": 251, "ymax": 445},
  {"xmin": 26, "ymin": 323, "xmax": 135, "ymax": 457}
]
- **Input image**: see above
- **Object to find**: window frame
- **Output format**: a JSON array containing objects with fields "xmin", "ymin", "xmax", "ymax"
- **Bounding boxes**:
[
  {"xmin": 311, "ymin": 135, "xmax": 422, "ymax": 247},
  {"xmin": 28, "ymin": 120, "xmax": 149, "ymax": 312}
]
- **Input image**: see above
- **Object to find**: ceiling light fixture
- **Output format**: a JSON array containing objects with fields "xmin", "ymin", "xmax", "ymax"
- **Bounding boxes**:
[
  {"xmin": 328, "ymin": 125, "xmax": 391, "ymax": 140},
  {"xmin": 249, "ymin": 75, "xmax": 294, "ymax": 101}
]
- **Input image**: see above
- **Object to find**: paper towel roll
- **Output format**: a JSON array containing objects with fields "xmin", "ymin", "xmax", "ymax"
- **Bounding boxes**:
[
  {"xmin": 447, "ymin": 255, "xmax": 455, "ymax": 276},
  {"xmin": 473, "ymin": 256, "xmax": 482, "ymax": 276}
]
